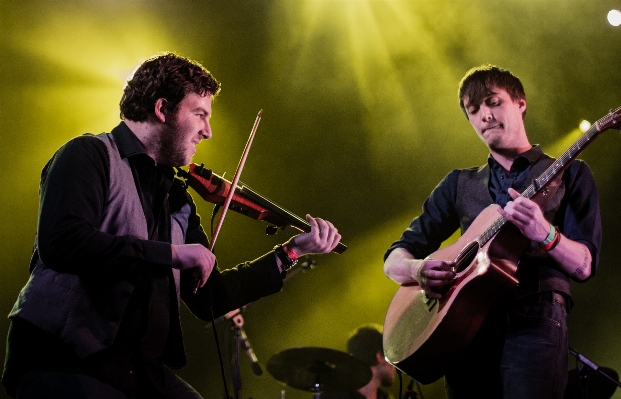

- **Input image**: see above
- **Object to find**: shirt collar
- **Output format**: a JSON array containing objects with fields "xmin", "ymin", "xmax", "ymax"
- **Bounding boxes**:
[
  {"xmin": 110, "ymin": 121, "xmax": 149, "ymax": 160},
  {"xmin": 487, "ymin": 145, "xmax": 544, "ymax": 171},
  {"xmin": 111, "ymin": 121, "xmax": 177, "ymax": 180}
]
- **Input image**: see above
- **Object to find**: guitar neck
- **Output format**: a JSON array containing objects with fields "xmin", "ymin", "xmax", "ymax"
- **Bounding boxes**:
[
  {"xmin": 478, "ymin": 106, "xmax": 621, "ymax": 247},
  {"xmin": 522, "ymin": 124, "xmax": 604, "ymax": 200}
]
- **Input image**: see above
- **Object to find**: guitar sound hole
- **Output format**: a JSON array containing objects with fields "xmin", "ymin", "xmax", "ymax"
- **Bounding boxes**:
[{"xmin": 455, "ymin": 241, "xmax": 479, "ymax": 273}]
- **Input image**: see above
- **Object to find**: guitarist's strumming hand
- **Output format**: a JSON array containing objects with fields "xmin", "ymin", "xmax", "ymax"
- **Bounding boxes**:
[
  {"xmin": 413, "ymin": 259, "xmax": 457, "ymax": 299},
  {"xmin": 384, "ymin": 248, "xmax": 456, "ymax": 300},
  {"xmin": 497, "ymin": 188, "xmax": 550, "ymax": 243}
]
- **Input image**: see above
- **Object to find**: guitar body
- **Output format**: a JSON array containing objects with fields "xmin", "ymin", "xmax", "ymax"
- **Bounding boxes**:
[{"xmin": 383, "ymin": 204, "xmax": 529, "ymax": 384}]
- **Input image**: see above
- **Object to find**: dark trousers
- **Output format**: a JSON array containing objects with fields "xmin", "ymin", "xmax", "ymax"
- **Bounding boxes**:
[
  {"xmin": 16, "ymin": 367, "xmax": 203, "ymax": 399},
  {"xmin": 445, "ymin": 294, "xmax": 568, "ymax": 399}
]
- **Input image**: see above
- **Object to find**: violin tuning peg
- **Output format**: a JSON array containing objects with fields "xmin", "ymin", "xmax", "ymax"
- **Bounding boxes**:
[{"xmin": 265, "ymin": 225, "xmax": 280, "ymax": 235}]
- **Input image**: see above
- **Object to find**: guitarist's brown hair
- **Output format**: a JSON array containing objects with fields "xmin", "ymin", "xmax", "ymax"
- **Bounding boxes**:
[{"xmin": 458, "ymin": 64, "xmax": 526, "ymax": 120}]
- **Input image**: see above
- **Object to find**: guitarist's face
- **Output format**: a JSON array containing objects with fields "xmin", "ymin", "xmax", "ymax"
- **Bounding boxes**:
[{"xmin": 464, "ymin": 87, "xmax": 528, "ymax": 152}]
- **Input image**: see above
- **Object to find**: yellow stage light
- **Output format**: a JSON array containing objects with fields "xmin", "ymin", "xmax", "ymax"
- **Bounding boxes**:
[
  {"xmin": 607, "ymin": 9, "xmax": 621, "ymax": 27},
  {"xmin": 579, "ymin": 120, "xmax": 592, "ymax": 133}
]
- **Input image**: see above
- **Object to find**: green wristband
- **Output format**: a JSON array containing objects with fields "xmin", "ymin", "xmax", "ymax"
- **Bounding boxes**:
[{"xmin": 540, "ymin": 224, "xmax": 556, "ymax": 245}]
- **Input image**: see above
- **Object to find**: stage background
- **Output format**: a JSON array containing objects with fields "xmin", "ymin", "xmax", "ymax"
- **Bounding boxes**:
[{"xmin": 2, "ymin": 1, "xmax": 621, "ymax": 398}]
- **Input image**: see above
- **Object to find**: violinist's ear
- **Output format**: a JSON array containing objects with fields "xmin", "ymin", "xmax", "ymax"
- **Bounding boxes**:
[{"xmin": 154, "ymin": 98, "xmax": 168, "ymax": 123}]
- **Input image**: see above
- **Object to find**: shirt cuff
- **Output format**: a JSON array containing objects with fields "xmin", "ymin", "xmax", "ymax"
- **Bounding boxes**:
[
  {"xmin": 142, "ymin": 240, "xmax": 173, "ymax": 275},
  {"xmin": 248, "ymin": 251, "xmax": 286, "ymax": 292}
]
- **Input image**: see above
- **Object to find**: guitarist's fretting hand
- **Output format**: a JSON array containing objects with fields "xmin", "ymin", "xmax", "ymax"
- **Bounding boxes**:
[
  {"xmin": 498, "ymin": 188, "xmax": 593, "ymax": 281},
  {"xmin": 497, "ymin": 188, "xmax": 550, "ymax": 243}
]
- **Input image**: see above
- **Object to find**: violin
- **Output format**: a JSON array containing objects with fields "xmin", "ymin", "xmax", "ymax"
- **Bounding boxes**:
[{"xmin": 177, "ymin": 163, "xmax": 347, "ymax": 254}]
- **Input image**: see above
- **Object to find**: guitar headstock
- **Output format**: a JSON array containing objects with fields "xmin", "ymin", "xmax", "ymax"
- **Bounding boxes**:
[{"xmin": 595, "ymin": 106, "xmax": 621, "ymax": 132}]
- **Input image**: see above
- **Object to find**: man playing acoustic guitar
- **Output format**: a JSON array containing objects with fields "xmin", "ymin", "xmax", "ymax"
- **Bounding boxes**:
[{"xmin": 383, "ymin": 65, "xmax": 601, "ymax": 398}]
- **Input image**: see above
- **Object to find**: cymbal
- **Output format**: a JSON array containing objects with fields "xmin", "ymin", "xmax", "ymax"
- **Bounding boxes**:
[
  {"xmin": 564, "ymin": 367, "xmax": 619, "ymax": 399},
  {"xmin": 267, "ymin": 347, "xmax": 372, "ymax": 393}
]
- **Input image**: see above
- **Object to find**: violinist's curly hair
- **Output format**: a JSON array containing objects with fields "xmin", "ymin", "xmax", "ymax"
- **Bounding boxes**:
[
  {"xmin": 458, "ymin": 64, "xmax": 526, "ymax": 120},
  {"xmin": 120, "ymin": 52, "xmax": 221, "ymax": 121},
  {"xmin": 346, "ymin": 324, "xmax": 384, "ymax": 367}
]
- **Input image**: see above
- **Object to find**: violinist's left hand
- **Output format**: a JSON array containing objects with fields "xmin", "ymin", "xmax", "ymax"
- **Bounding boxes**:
[
  {"xmin": 285, "ymin": 214, "xmax": 341, "ymax": 256},
  {"xmin": 497, "ymin": 187, "xmax": 550, "ymax": 242}
]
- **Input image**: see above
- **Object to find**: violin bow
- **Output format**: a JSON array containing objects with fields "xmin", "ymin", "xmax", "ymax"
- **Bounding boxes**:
[{"xmin": 193, "ymin": 109, "xmax": 263, "ymax": 294}]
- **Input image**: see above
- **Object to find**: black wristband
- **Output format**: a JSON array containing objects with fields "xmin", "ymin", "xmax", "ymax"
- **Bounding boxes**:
[{"xmin": 274, "ymin": 244, "xmax": 297, "ymax": 272}]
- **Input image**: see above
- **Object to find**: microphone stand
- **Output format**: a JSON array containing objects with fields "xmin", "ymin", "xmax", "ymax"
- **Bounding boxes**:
[
  {"xmin": 226, "ymin": 308, "xmax": 263, "ymax": 399},
  {"xmin": 209, "ymin": 257, "xmax": 316, "ymax": 399},
  {"xmin": 569, "ymin": 347, "xmax": 621, "ymax": 399}
]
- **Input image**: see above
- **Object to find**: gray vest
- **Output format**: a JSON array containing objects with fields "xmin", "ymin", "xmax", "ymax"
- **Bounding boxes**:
[
  {"xmin": 10, "ymin": 133, "xmax": 189, "ymax": 360},
  {"xmin": 454, "ymin": 154, "xmax": 571, "ymax": 299}
]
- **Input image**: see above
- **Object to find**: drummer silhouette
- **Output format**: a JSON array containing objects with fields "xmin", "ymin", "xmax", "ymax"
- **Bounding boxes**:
[{"xmin": 324, "ymin": 324, "xmax": 397, "ymax": 399}]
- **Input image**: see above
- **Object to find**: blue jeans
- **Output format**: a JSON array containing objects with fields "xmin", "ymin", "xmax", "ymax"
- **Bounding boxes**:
[
  {"xmin": 445, "ymin": 294, "xmax": 568, "ymax": 399},
  {"xmin": 16, "ymin": 367, "xmax": 203, "ymax": 399}
]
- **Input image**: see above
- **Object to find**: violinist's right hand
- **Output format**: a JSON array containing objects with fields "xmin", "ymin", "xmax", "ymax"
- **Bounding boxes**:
[{"xmin": 172, "ymin": 244, "xmax": 216, "ymax": 289}]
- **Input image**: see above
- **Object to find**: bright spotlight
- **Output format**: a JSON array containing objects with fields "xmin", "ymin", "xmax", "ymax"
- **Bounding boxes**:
[
  {"xmin": 608, "ymin": 9, "xmax": 621, "ymax": 26},
  {"xmin": 579, "ymin": 120, "xmax": 591, "ymax": 133}
]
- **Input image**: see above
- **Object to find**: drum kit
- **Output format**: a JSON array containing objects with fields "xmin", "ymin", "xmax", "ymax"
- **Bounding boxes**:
[
  {"xmin": 264, "ymin": 346, "xmax": 621, "ymax": 399},
  {"xmin": 266, "ymin": 346, "xmax": 373, "ymax": 399},
  {"xmin": 226, "ymin": 310, "xmax": 619, "ymax": 399},
  {"xmin": 223, "ymin": 308, "xmax": 372, "ymax": 399}
]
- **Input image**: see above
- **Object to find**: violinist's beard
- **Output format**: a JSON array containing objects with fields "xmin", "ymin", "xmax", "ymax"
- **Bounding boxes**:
[{"xmin": 156, "ymin": 115, "xmax": 190, "ymax": 166}]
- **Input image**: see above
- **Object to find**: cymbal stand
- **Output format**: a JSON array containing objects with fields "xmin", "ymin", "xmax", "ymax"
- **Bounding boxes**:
[
  {"xmin": 311, "ymin": 380, "xmax": 322, "ymax": 399},
  {"xmin": 569, "ymin": 347, "xmax": 621, "ymax": 399},
  {"xmin": 308, "ymin": 360, "xmax": 331, "ymax": 399}
]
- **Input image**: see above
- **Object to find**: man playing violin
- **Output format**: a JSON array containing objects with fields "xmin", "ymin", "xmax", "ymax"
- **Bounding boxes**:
[
  {"xmin": 2, "ymin": 52, "xmax": 341, "ymax": 399},
  {"xmin": 384, "ymin": 65, "xmax": 601, "ymax": 398}
]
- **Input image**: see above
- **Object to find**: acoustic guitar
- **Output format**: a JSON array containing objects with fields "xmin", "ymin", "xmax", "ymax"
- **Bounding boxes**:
[{"xmin": 383, "ymin": 106, "xmax": 621, "ymax": 384}]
